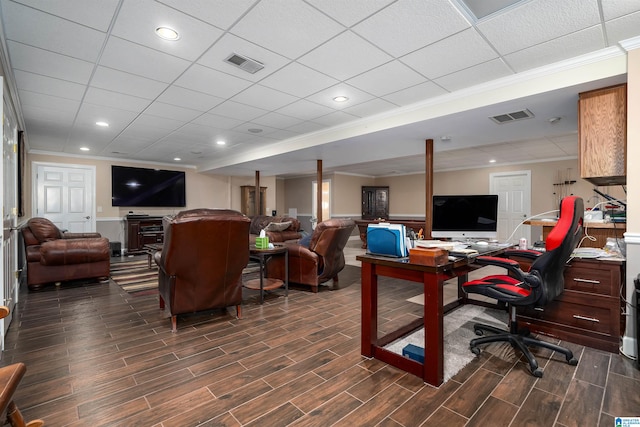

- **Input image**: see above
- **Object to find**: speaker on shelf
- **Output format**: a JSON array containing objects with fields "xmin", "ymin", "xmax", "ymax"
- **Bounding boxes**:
[{"xmin": 110, "ymin": 241, "xmax": 121, "ymax": 257}]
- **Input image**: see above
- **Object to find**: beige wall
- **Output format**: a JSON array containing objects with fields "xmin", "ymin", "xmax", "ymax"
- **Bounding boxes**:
[{"xmin": 26, "ymin": 153, "xmax": 233, "ymax": 218}]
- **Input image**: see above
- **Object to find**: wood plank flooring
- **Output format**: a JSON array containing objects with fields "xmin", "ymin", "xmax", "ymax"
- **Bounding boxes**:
[{"xmin": 2, "ymin": 259, "xmax": 639, "ymax": 426}]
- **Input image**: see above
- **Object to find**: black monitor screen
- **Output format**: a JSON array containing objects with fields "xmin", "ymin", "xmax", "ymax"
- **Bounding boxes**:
[
  {"xmin": 111, "ymin": 166, "xmax": 186, "ymax": 207},
  {"xmin": 432, "ymin": 194, "xmax": 499, "ymax": 239}
]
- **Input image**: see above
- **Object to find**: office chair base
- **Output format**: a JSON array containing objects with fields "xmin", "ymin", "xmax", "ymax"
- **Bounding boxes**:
[{"xmin": 470, "ymin": 323, "xmax": 578, "ymax": 378}]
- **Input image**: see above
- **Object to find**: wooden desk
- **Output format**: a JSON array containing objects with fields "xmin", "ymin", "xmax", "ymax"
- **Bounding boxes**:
[
  {"xmin": 357, "ymin": 251, "xmax": 498, "ymax": 386},
  {"xmin": 525, "ymin": 219, "xmax": 625, "ymax": 249}
]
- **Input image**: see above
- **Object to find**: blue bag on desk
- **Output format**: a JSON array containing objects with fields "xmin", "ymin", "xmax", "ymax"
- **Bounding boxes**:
[{"xmin": 366, "ymin": 223, "xmax": 407, "ymax": 257}]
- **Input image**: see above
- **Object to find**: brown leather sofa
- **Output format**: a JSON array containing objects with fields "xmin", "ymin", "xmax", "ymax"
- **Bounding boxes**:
[
  {"xmin": 154, "ymin": 208, "xmax": 251, "ymax": 332},
  {"xmin": 20, "ymin": 217, "xmax": 110, "ymax": 290},
  {"xmin": 248, "ymin": 215, "xmax": 302, "ymax": 244},
  {"xmin": 266, "ymin": 218, "xmax": 355, "ymax": 293}
]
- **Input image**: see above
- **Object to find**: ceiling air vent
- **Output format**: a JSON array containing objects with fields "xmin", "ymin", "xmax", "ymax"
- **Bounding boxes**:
[
  {"xmin": 224, "ymin": 53, "xmax": 264, "ymax": 74},
  {"xmin": 489, "ymin": 109, "xmax": 535, "ymax": 124}
]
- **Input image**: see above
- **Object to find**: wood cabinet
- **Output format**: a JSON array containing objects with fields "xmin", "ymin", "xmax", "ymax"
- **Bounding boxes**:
[
  {"xmin": 124, "ymin": 215, "xmax": 164, "ymax": 254},
  {"xmin": 241, "ymin": 186, "xmax": 266, "ymax": 216},
  {"xmin": 517, "ymin": 258, "xmax": 624, "ymax": 353},
  {"xmin": 362, "ymin": 186, "xmax": 389, "ymax": 220},
  {"xmin": 578, "ymin": 84, "xmax": 627, "ymax": 186}
]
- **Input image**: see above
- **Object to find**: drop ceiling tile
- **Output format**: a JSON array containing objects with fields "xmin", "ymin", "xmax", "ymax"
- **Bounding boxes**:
[
  {"xmin": 11, "ymin": 0, "xmax": 119, "ymax": 31},
  {"xmin": 230, "ymin": 84, "xmax": 298, "ymax": 111},
  {"xmin": 18, "ymin": 90, "xmax": 79, "ymax": 112},
  {"xmin": 190, "ymin": 113, "xmax": 244, "ymax": 130},
  {"xmin": 382, "ymin": 81, "xmax": 448, "ymax": 106},
  {"xmin": 306, "ymin": 83, "xmax": 375, "ymax": 109},
  {"xmin": 127, "ymin": 113, "xmax": 185, "ymax": 134},
  {"xmin": 142, "ymin": 101, "xmax": 202, "ymax": 122},
  {"xmin": 21, "ymin": 104, "xmax": 76, "ymax": 126},
  {"xmin": 84, "ymin": 87, "xmax": 151, "ymax": 113},
  {"xmin": 343, "ymin": 98, "xmax": 398, "ymax": 118},
  {"xmin": 74, "ymin": 102, "xmax": 139, "ymax": 131},
  {"xmin": 157, "ymin": 0, "xmax": 255, "ymax": 30},
  {"xmin": 156, "ymin": 86, "xmax": 225, "ymax": 112},
  {"xmin": 208, "ymin": 100, "xmax": 268, "ymax": 122},
  {"xmin": 90, "ymin": 66, "xmax": 168, "ymax": 99},
  {"xmin": 286, "ymin": 121, "xmax": 326, "ymax": 134},
  {"xmin": 174, "ymin": 64, "xmax": 253, "ymax": 98},
  {"xmin": 111, "ymin": 0, "xmax": 223, "ymax": 61},
  {"xmin": 13, "ymin": 70, "xmax": 86, "ymax": 100},
  {"xmin": 434, "ymin": 58, "xmax": 513, "ymax": 92},
  {"xmin": 347, "ymin": 61, "xmax": 426, "ymax": 97},
  {"xmin": 197, "ymin": 33, "xmax": 290, "ymax": 82},
  {"xmin": 2, "ymin": 1, "xmax": 107, "ymax": 62},
  {"xmin": 259, "ymin": 62, "xmax": 339, "ymax": 98},
  {"xmin": 305, "ymin": 0, "xmax": 394, "ymax": 27},
  {"xmin": 504, "ymin": 26, "xmax": 604, "ymax": 72},
  {"xmin": 477, "ymin": 0, "xmax": 600, "ymax": 55},
  {"xmin": 250, "ymin": 112, "xmax": 303, "ymax": 130},
  {"xmin": 298, "ymin": 31, "xmax": 393, "ymax": 81},
  {"xmin": 100, "ymin": 36, "xmax": 191, "ymax": 83},
  {"xmin": 229, "ymin": 0, "xmax": 344, "ymax": 59},
  {"xmin": 7, "ymin": 41, "xmax": 94, "ymax": 84},
  {"xmin": 311, "ymin": 111, "xmax": 360, "ymax": 127},
  {"xmin": 605, "ymin": 11, "xmax": 640, "ymax": 45},
  {"xmin": 601, "ymin": 2, "xmax": 640, "ymax": 20},
  {"xmin": 401, "ymin": 29, "xmax": 498, "ymax": 79},
  {"xmin": 275, "ymin": 99, "xmax": 334, "ymax": 121},
  {"xmin": 352, "ymin": 0, "xmax": 470, "ymax": 57}
]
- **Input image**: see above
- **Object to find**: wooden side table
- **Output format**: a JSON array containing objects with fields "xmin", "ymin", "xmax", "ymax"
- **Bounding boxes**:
[{"xmin": 245, "ymin": 244, "xmax": 288, "ymax": 303}]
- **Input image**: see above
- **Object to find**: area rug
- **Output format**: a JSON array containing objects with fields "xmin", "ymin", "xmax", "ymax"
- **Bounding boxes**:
[{"xmin": 384, "ymin": 304, "xmax": 508, "ymax": 384}]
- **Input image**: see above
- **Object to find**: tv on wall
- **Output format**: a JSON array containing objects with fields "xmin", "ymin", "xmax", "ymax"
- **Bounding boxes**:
[{"xmin": 111, "ymin": 165, "xmax": 186, "ymax": 207}]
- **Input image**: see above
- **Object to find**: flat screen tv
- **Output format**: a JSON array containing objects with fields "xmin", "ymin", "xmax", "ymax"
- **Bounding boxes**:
[
  {"xmin": 431, "ymin": 194, "xmax": 499, "ymax": 240},
  {"xmin": 111, "ymin": 166, "xmax": 186, "ymax": 207}
]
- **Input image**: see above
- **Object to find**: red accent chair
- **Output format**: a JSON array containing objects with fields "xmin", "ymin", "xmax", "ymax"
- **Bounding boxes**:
[{"xmin": 462, "ymin": 196, "xmax": 584, "ymax": 377}]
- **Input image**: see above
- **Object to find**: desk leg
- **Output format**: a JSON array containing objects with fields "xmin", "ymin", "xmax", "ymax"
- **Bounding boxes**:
[
  {"xmin": 361, "ymin": 262, "xmax": 377, "ymax": 357},
  {"xmin": 284, "ymin": 251, "xmax": 289, "ymax": 297},
  {"xmin": 423, "ymin": 272, "xmax": 444, "ymax": 386}
]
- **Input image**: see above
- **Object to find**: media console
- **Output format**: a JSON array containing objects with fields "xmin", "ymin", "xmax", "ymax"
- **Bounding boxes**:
[{"xmin": 124, "ymin": 215, "xmax": 165, "ymax": 254}]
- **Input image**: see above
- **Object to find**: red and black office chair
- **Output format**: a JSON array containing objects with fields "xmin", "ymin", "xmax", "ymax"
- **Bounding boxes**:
[{"xmin": 462, "ymin": 196, "xmax": 584, "ymax": 377}]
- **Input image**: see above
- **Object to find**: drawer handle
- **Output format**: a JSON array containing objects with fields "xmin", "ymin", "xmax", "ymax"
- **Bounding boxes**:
[
  {"xmin": 572, "ymin": 278, "xmax": 600, "ymax": 285},
  {"xmin": 534, "ymin": 307, "xmax": 544, "ymax": 311},
  {"xmin": 573, "ymin": 314, "xmax": 600, "ymax": 323}
]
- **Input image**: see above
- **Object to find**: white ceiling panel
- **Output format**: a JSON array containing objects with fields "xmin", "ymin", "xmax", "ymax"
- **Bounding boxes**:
[
  {"xmin": 1, "ymin": 0, "xmax": 638, "ymax": 176},
  {"xmin": 111, "ymin": 0, "xmax": 224, "ymax": 61},
  {"xmin": 229, "ymin": 0, "xmax": 344, "ymax": 59},
  {"xmin": 7, "ymin": 41, "xmax": 94, "ymax": 84},
  {"xmin": 2, "ymin": 1, "xmax": 107, "ymax": 62},
  {"xmin": 298, "ymin": 31, "xmax": 393, "ymax": 81}
]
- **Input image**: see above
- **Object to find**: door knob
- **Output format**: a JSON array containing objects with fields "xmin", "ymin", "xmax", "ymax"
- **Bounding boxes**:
[{"xmin": 84, "ymin": 216, "xmax": 91, "ymax": 219}]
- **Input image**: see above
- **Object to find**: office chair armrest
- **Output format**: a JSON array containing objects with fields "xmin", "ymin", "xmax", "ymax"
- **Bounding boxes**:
[
  {"xmin": 503, "ymin": 249, "xmax": 542, "ymax": 260},
  {"xmin": 475, "ymin": 256, "xmax": 526, "ymax": 280}
]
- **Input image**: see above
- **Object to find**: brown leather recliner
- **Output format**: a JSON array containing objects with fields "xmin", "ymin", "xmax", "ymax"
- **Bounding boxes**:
[
  {"xmin": 20, "ymin": 217, "xmax": 110, "ymax": 290},
  {"xmin": 154, "ymin": 208, "xmax": 251, "ymax": 332},
  {"xmin": 266, "ymin": 218, "xmax": 355, "ymax": 293}
]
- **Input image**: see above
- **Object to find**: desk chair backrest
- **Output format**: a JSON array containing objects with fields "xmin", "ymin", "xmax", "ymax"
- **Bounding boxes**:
[{"xmin": 529, "ymin": 196, "xmax": 584, "ymax": 305}]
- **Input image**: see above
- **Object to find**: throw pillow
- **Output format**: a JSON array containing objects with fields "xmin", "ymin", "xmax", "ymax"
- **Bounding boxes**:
[{"xmin": 264, "ymin": 221, "xmax": 291, "ymax": 232}]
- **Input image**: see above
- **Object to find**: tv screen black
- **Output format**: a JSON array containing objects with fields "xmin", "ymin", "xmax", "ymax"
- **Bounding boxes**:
[
  {"xmin": 431, "ymin": 194, "xmax": 499, "ymax": 239},
  {"xmin": 111, "ymin": 166, "xmax": 186, "ymax": 207}
]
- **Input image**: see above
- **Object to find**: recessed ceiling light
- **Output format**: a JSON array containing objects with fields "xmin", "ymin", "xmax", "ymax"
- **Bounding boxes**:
[
  {"xmin": 440, "ymin": 136, "xmax": 452, "ymax": 142},
  {"xmin": 489, "ymin": 159, "xmax": 496, "ymax": 163},
  {"xmin": 95, "ymin": 121, "xmax": 109, "ymax": 127},
  {"xmin": 155, "ymin": 26, "xmax": 179, "ymax": 41},
  {"xmin": 216, "ymin": 140, "xmax": 226, "ymax": 145},
  {"xmin": 173, "ymin": 157, "xmax": 181, "ymax": 161},
  {"xmin": 80, "ymin": 147, "xmax": 90, "ymax": 151},
  {"xmin": 333, "ymin": 96, "xmax": 349, "ymax": 102}
]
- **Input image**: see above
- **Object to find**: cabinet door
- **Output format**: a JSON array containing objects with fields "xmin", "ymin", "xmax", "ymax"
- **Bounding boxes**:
[
  {"xmin": 578, "ymin": 84, "xmax": 626, "ymax": 185},
  {"xmin": 362, "ymin": 186, "xmax": 389, "ymax": 219}
]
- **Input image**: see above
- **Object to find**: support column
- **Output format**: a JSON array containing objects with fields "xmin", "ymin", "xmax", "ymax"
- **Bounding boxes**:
[
  {"xmin": 425, "ymin": 139, "xmax": 434, "ymax": 239},
  {"xmin": 254, "ymin": 171, "xmax": 260, "ymax": 216},
  {"xmin": 317, "ymin": 160, "xmax": 323, "ymax": 223}
]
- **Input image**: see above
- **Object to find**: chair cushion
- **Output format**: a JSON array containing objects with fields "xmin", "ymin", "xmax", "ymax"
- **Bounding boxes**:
[
  {"xmin": 27, "ymin": 218, "xmax": 62, "ymax": 242},
  {"xmin": 264, "ymin": 221, "xmax": 291, "ymax": 232}
]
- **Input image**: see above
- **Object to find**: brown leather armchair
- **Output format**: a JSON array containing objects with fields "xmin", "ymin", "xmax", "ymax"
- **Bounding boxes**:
[
  {"xmin": 154, "ymin": 209, "xmax": 251, "ymax": 332},
  {"xmin": 20, "ymin": 217, "xmax": 110, "ymax": 290},
  {"xmin": 266, "ymin": 218, "xmax": 355, "ymax": 293}
]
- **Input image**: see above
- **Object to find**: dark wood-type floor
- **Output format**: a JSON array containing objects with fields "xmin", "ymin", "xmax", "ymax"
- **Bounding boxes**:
[{"xmin": 2, "ymin": 260, "xmax": 639, "ymax": 426}]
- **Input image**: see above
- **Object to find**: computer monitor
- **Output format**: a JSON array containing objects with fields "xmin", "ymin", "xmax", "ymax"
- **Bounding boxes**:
[{"xmin": 431, "ymin": 194, "xmax": 499, "ymax": 240}]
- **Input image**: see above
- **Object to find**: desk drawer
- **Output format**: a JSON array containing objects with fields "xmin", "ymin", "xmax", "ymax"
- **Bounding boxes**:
[{"xmin": 564, "ymin": 260, "xmax": 621, "ymax": 297}]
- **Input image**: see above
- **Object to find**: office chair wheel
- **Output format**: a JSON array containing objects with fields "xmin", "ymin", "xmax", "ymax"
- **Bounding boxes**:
[
  {"xmin": 532, "ymin": 368, "xmax": 543, "ymax": 378},
  {"xmin": 568, "ymin": 357, "xmax": 578, "ymax": 366},
  {"xmin": 470, "ymin": 346, "xmax": 481, "ymax": 356}
]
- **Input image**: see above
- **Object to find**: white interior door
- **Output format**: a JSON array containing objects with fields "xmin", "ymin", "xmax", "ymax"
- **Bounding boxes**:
[
  {"xmin": 490, "ymin": 171, "xmax": 531, "ymax": 245},
  {"xmin": 2, "ymin": 89, "xmax": 19, "ymax": 349},
  {"xmin": 33, "ymin": 163, "xmax": 96, "ymax": 232}
]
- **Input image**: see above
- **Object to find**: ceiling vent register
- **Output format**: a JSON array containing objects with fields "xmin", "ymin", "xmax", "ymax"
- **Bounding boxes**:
[
  {"xmin": 225, "ymin": 53, "xmax": 264, "ymax": 74},
  {"xmin": 489, "ymin": 109, "xmax": 535, "ymax": 124}
]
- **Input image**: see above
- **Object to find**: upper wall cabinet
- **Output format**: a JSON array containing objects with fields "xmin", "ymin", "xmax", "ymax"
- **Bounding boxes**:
[{"xmin": 578, "ymin": 84, "xmax": 627, "ymax": 186}]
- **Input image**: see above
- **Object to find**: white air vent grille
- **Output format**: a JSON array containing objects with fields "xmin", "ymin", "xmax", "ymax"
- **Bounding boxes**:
[
  {"xmin": 224, "ymin": 53, "xmax": 264, "ymax": 74},
  {"xmin": 489, "ymin": 109, "xmax": 535, "ymax": 124}
]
